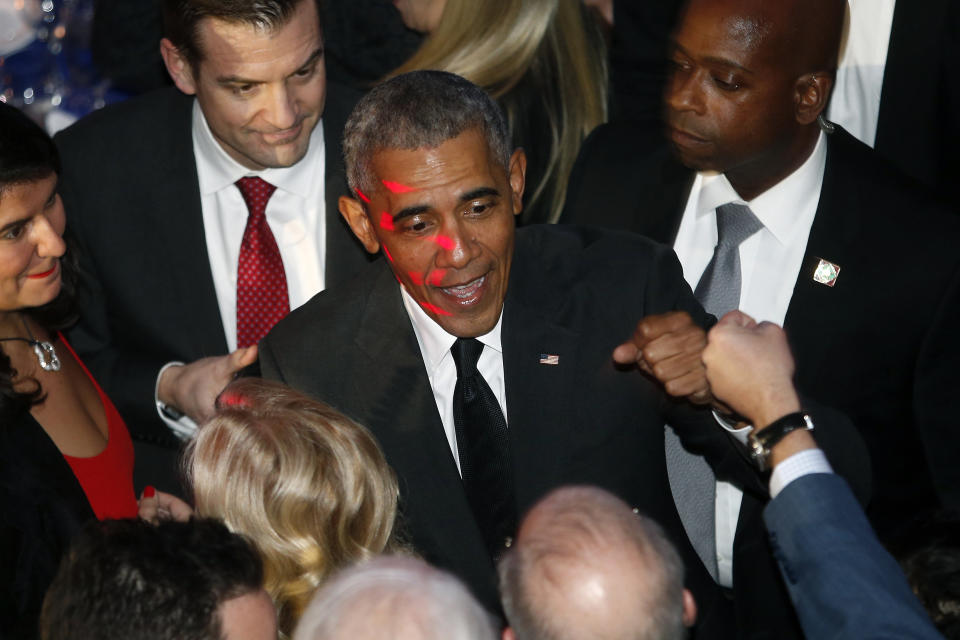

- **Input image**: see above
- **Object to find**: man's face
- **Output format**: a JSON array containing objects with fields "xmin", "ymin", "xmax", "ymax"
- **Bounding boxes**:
[
  {"xmin": 664, "ymin": 0, "xmax": 798, "ymax": 177},
  {"xmin": 341, "ymin": 128, "xmax": 525, "ymax": 338},
  {"xmin": 169, "ymin": 0, "xmax": 326, "ymax": 170}
]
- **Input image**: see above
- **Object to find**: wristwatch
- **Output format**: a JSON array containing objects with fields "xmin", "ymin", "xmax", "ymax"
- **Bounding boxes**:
[{"xmin": 747, "ymin": 412, "xmax": 814, "ymax": 471}]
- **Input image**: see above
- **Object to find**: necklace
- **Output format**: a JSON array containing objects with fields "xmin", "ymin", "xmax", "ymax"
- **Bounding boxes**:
[{"xmin": 0, "ymin": 316, "xmax": 61, "ymax": 372}]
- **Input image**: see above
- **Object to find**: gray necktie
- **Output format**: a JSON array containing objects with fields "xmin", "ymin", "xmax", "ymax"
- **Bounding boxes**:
[{"xmin": 665, "ymin": 202, "xmax": 762, "ymax": 583}]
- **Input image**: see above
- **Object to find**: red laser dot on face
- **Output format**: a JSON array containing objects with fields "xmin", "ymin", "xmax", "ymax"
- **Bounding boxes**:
[
  {"xmin": 420, "ymin": 301, "xmax": 453, "ymax": 316},
  {"xmin": 407, "ymin": 271, "xmax": 424, "ymax": 286},
  {"xmin": 355, "ymin": 188, "xmax": 370, "ymax": 203},
  {"xmin": 382, "ymin": 245, "xmax": 394, "ymax": 263},
  {"xmin": 427, "ymin": 269, "xmax": 446, "ymax": 286},
  {"xmin": 379, "ymin": 212, "xmax": 395, "ymax": 231},
  {"xmin": 382, "ymin": 180, "xmax": 416, "ymax": 194},
  {"xmin": 434, "ymin": 235, "xmax": 455, "ymax": 251}
]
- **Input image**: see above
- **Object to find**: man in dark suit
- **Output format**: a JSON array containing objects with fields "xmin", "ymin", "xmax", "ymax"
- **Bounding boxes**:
[
  {"xmin": 55, "ymin": 0, "xmax": 370, "ymax": 490},
  {"xmin": 259, "ymin": 70, "xmax": 868, "ymax": 637},
  {"xmin": 563, "ymin": 0, "xmax": 960, "ymax": 539}
]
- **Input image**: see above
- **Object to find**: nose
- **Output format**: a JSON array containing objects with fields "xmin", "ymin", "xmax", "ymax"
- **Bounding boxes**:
[
  {"xmin": 434, "ymin": 221, "xmax": 478, "ymax": 270},
  {"xmin": 666, "ymin": 66, "xmax": 705, "ymax": 116},
  {"xmin": 262, "ymin": 84, "xmax": 298, "ymax": 130},
  {"xmin": 34, "ymin": 212, "xmax": 66, "ymax": 259}
]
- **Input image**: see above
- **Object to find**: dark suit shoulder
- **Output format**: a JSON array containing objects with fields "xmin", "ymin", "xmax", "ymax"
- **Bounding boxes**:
[
  {"xmin": 515, "ymin": 223, "xmax": 674, "ymax": 282},
  {"xmin": 55, "ymin": 87, "xmax": 192, "ymax": 152},
  {"xmin": 562, "ymin": 123, "xmax": 690, "ymax": 243},
  {"xmin": 511, "ymin": 224, "xmax": 709, "ymax": 328},
  {"xmin": 824, "ymin": 128, "xmax": 960, "ymax": 248}
]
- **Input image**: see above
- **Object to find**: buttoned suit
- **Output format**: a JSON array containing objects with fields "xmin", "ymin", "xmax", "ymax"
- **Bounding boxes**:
[
  {"xmin": 562, "ymin": 123, "xmax": 960, "ymax": 534},
  {"xmin": 259, "ymin": 224, "xmax": 867, "ymax": 638},
  {"xmin": 54, "ymin": 86, "xmax": 371, "ymax": 491}
]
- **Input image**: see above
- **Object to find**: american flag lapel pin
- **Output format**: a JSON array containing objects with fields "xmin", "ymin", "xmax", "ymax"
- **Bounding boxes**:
[
  {"xmin": 539, "ymin": 353, "xmax": 560, "ymax": 365},
  {"xmin": 812, "ymin": 258, "xmax": 840, "ymax": 287}
]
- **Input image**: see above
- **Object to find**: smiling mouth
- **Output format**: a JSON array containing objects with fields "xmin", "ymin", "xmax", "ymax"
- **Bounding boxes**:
[
  {"xmin": 26, "ymin": 263, "xmax": 58, "ymax": 279},
  {"xmin": 261, "ymin": 123, "xmax": 303, "ymax": 145},
  {"xmin": 438, "ymin": 275, "xmax": 487, "ymax": 305}
]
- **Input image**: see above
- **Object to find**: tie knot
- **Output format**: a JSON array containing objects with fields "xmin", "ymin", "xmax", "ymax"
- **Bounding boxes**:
[
  {"xmin": 452, "ymin": 338, "xmax": 484, "ymax": 378},
  {"xmin": 236, "ymin": 177, "xmax": 277, "ymax": 217},
  {"xmin": 715, "ymin": 202, "xmax": 763, "ymax": 248}
]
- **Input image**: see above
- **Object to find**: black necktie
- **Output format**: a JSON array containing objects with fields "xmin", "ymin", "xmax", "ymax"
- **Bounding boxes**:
[{"xmin": 451, "ymin": 337, "xmax": 517, "ymax": 557}]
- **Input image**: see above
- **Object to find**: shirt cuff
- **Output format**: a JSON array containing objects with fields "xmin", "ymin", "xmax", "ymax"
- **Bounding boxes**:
[
  {"xmin": 713, "ymin": 410, "xmax": 752, "ymax": 445},
  {"xmin": 769, "ymin": 448, "xmax": 833, "ymax": 499},
  {"xmin": 155, "ymin": 361, "xmax": 199, "ymax": 441}
]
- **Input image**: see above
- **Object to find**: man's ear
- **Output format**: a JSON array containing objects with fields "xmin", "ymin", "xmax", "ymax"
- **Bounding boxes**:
[
  {"xmin": 502, "ymin": 626, "xmax": 515, "ymax": 640},
  {"xmin": 160, "ymin": 38, "xmax": 198, "ymax": 95},
  {"xmin": 508, "ymin": 148, "xmax": 527, "ymax": 217},
  {"xmin": 682, "ymin": 588, "xmax": 697, "ymax": 627},
  {"xmin": 794, "ymin": 72, "xmax": 832, "ymax": 125},
  {"xmin": 339, "ymin": 195, "xmax": 381, "ymax": 254}
]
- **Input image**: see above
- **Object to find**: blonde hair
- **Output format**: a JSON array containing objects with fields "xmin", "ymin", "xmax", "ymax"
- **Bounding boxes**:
[
  {"xmin": 185, "ymin": 378, "xmax": 402, "ymax": 636},
  {"xmin": 391, "ymin": 0, "xmax": 608, "ymax": 223}
]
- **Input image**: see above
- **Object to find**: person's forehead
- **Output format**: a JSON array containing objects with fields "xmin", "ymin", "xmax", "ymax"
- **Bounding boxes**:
[
  {"xmin": 675, "ymin": 0, "xmax": 781, "ymax": 66},
  {"xmin": 368, "ymin": 131, "xmax": 502, "ymax": 196},
  {"xmin": 193, "ymin": 6, "xmax": 321, "ymax": 74}
]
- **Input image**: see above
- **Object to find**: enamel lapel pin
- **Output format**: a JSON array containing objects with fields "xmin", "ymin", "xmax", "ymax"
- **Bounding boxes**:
[
  {"xmin": 539, "ymin": 353, "xmax": 560, "ymax": 365},
  {"xmin": 812, "ymin": 258, "xmax": 841, "ymax": 287}
]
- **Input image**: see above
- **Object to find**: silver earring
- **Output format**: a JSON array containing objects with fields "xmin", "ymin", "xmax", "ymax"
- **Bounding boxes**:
[{"xmin": 817, "ymin": 114, "xmax": 835, "ymax": 133}]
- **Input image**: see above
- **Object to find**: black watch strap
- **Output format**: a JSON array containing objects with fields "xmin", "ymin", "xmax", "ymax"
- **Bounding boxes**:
[{"xmin": 747, "ymin": 412, "xmax": 814, "ymax": 471}]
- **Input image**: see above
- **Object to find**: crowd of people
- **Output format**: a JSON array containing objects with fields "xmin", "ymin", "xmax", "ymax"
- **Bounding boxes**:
[{"xmin": 2, "ymin": 0, "xmax": 959, "ymax": 638}]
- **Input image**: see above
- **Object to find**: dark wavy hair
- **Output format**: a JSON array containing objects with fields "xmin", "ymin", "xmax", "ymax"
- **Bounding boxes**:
[{"xmin": 0, "ymin": 102, "xmax": 79, "ymax": 420}]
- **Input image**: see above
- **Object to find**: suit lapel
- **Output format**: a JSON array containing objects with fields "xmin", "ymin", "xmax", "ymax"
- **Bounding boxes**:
[
  {"xmin": 148, "ymin": 94, "xmax": 228, "ymax": 356},
  {"xmin": 352, "ymin": 267, "xmax": 489, "ymax": 562},
  {"xmin": 784, "ymin": 131, "xmax": 861, "ymax": 333},
  {"xmin": 501, "ymin": 245, "xmax": 582, "ymax": 511}
]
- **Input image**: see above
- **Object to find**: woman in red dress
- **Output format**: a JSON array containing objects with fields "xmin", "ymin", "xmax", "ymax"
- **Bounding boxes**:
[{"xmin": 0, "ymin": 102, "xmax": 138, "ymax": 637}]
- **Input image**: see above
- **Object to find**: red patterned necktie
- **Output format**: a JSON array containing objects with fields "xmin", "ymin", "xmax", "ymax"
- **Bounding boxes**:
[{"xmin": 235, "ymin": 176, "xmax": 289, "ymax": 348}]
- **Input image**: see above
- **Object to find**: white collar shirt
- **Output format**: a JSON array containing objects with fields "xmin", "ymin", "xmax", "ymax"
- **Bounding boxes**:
[
  {"xmin": 401, "ymin": 286, "xmax": 507, "ymax": 477},
  {"xmin": 192, "ymin": 100, "xmax": 327, "ymax": 352},
  {"xmin": 672, "ymin": 130, "xmax": 827, "ymax": 587}
]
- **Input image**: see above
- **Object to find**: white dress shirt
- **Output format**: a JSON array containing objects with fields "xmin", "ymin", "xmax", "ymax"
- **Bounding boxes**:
[
  {"xmin": 156, "ymin": 102, "xmax": 329, "ymax": 438},
  {"xmin": 673, "ymin": 130, "xmax": 828, "ymax": 586},
  {"xmin": 826, "ymin": 0, "xmax": 897, "ymax": 147},
  {"xmin": 401, "ymin": 287, "xmax": 507, "ymax": 476},
  {"xmin": 193, "ymin": 100, "xmax": 328, "ymax": 349}
]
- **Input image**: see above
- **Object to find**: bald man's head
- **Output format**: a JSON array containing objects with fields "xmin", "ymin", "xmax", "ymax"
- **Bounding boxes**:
[
  {"xmin": 498, "ymin": 487, "xmax": 695, "ymax": 640},
  {"xmin": 665, "ymin": 0, "xmax": 846, "ymax": 200}
]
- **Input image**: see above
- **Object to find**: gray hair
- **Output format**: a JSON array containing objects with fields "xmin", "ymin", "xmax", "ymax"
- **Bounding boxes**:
[
  {"xmin": 343, "ymin": 70, "xmax": 512, "ymax": 196},
  {"xmin": 498, "ymin": 486, "xmax": 687, "ymax": 640},
  {"xmin": 293, "ymin": 555, "xmax": 498, "ymax": 640}
]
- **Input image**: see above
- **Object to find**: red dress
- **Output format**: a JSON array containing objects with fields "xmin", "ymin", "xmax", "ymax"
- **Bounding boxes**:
[{"xmin": 60, "ymin": 334, "xmax": 138, "ymax": 520}]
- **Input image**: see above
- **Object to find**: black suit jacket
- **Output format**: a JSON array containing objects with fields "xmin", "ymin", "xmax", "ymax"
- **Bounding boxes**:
[
  {"xmin": 259, "ymin": 225, "xmax": 865, "ymax": 638},
  {"xmin": 563, "ymin": 124, "xmax": 960, "ymax": 534},
  {"xmin": 54, "ymin": 85, "xmax": 371, "ymax": 491},
  {"xmin": 873, "ymin": 0, "xmax": 960, "ymax": 212},
  {"xmin": 0, "ymin": 412, "xmax": 94, "ymax": 639}
]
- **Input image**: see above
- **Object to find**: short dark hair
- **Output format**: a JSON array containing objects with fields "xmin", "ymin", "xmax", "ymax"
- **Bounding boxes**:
[
  {"xmin": 161, "ymin": 0, "xmax": 320, "ymax": 68},
  {"xmin": 40, "ymin": 518, "xmax": 265, "ymax": 640},
  {"xmin": 343, "ymin": 70, "xmax": 511, "ymax": 196},
  {"xmin": 0, "ymin": 101, "xmax": 60, "ymax": 198}
]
